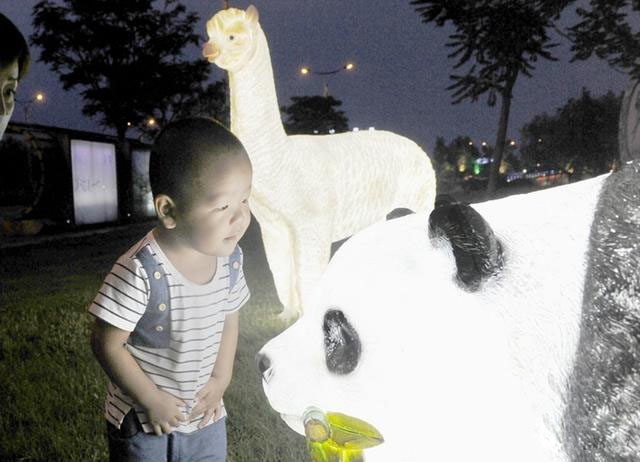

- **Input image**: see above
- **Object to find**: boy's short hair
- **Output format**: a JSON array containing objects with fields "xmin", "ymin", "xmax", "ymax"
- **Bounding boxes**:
[
  {"xmin": 149, "ymin": 117, "xmax": 247, "ymax": 207},
  {"xmin": 0, "ymin": 13, "xmax": 31, "ymax": 80}
]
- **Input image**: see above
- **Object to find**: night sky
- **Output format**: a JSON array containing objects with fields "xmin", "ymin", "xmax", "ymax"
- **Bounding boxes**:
[{"xmin": 1, "ymin": 0, "xmax": 631, "ymax": 153}]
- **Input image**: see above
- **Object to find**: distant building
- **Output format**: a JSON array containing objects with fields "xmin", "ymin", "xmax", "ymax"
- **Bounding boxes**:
[
  {"xmin": 505, "ymin": 169, "xmax": 570, "ymax": 187},
  {"xmin": 1, "ymin": 122, "xmax": 153, "ymax": 234}
]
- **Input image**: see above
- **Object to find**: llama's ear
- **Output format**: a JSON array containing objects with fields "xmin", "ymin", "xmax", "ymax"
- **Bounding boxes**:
[{"xmin": 246, "ymin": 5, "xmax": 259, "ymax": 25}]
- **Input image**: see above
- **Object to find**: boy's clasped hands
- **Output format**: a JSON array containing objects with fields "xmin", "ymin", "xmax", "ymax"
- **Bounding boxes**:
[{"xmin": 144, "ymin": 375, "xmax": 229, "ymax": 436}]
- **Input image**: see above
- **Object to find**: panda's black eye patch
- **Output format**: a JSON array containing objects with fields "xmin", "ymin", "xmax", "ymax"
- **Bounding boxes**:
[{"xmin": 323, "ymin": 309, "xmax": 361, "ymax": 375}]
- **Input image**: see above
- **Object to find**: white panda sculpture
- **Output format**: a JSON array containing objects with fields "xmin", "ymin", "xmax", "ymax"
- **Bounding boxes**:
[{"xmin": 256, "ymin": 162, "xmax": 640, "ymax": 462}]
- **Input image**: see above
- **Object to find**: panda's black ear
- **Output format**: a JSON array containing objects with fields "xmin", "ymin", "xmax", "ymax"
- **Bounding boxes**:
[{"xmin": 428, "ymin": 202, "xmax": 504, "ymax": 291}]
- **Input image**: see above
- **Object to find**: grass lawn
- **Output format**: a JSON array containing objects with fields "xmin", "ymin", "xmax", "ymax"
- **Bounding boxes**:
[{"xmin": 0, "ymin": 219, "xmax": 309, "ymax": 461}]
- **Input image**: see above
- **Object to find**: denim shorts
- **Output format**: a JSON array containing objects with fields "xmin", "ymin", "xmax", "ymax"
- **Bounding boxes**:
[{"xmin": 107, "ymin": 409, "xmax": 227, "ymax": 462}]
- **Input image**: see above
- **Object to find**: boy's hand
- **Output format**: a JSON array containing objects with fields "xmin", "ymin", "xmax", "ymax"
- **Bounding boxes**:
[
  {"xmin": 189, "ymin": 376, "xmax": 228, "ymax": 429},
  {"xmin": 143, "ymin": 389, "xmax": 188, "ymax": 435}
]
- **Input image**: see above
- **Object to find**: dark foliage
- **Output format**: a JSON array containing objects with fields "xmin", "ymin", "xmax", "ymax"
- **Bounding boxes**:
[
  {"xmin": 410, "ymin": 0, "xmax": 572, "ymax": 193},
  {"xmin": 281, "ymin": 95, "xmax": 349, "ymax": 135},
  {"xmin": 520, "ymin": 88, "xmax": 621, "ymax": 179},
  {"xmin": 31, "ymin": 0, "xmax": 214, "ymax": 140},
  {"xmin": 0, "ymin": 136, "xmax": 36, "ymax": 205},
  {"xmin": 177, "ymin": 80, "xmax": 229, "ymax": 127},
  {"xmin": 569, "ymin": 0, "xmax": 640, "ymax": 80}
]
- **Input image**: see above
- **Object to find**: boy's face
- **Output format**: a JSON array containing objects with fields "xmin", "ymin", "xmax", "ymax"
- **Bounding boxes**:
[
  {"xmin": 173, "ymin": 152, "xmax": 253, "ymax": 257},
  {"xmin": 0, "ymin": 60, "xmax": 18, "ymax": 140}
]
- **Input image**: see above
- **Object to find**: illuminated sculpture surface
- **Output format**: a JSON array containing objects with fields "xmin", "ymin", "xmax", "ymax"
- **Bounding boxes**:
[
  {"xmin": 257, "ymin": 164, "xmax": 640, "ymax": 462},
  {"xmin": 204, "ymin": 6, "xmax": 436, "ymax": 319}
]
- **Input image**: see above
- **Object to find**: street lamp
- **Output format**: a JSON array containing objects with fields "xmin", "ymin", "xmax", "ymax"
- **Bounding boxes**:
[
  {"xmin": 299, "ymin": 62, "xmax": 355, "ymax": 76},
  {"xmin": 16, "ymin": 91, "xmax": 46, "ymax": 122},
  {"xmin": 299, "ymin": 62, "xmax": 355, "ymax": 96}
]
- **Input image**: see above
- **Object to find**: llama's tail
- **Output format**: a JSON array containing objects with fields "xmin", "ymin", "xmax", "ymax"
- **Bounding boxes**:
[{"xmin": 395, "ymin": 152, "xmax": 437, "ymax": 215}]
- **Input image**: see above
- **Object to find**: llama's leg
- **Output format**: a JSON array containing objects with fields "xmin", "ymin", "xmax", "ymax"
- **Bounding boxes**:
[
  {"xmin": 260, "ymin": 224, "xmax": 299, "ymax": 319},
  {"xmin": 291, "ymin": 226, "xmax": 332, "ymax": 316}
]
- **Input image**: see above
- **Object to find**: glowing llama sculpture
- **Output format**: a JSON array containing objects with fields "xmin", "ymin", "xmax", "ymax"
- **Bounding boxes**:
[{"xmin": 204, "ymin": 6, "xmax": 436, "ymax": 319}]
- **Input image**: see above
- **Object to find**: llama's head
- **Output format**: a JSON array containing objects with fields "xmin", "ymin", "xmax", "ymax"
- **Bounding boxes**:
[{"xmin": 203, "ymin": 5, "xmax": 260, "ymax": 72}]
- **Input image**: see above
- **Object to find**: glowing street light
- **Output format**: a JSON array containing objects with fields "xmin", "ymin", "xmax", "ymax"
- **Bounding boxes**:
[
  {"xmin": 299, "ymin": 62, "xmax": 355, "ymax": 76},
  {"xmin": 17, "ymin": 91, "xmax": 46, "ymax": 122},
  {"xmin": 147, "ymin": 117, "xmax": 156, "ymax": 127},
  {"xmin": 299, "ymin": 62, "xmax": 356, "ymax": 97}
]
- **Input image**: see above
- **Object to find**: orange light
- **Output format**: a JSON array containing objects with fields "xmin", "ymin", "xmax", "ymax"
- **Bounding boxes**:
[
  {"xmin": 35, "ymin": 92, "xmax": 45, "ymax": 102},
  {"xmin": 345, "ymin": 63, "xmax": 354, "ymax": 71},
  {"xmin": 147, "ymin": 118, "xmax": 156, "ymax": 127},
  {"xmin": 300, "ymin": 67, "xmax": 310, "ymax": 75}
]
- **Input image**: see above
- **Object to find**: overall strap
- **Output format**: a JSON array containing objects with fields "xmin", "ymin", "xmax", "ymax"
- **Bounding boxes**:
[
  {"xmin": 228, "ymin": 245, "xmax": 242, "ymax": 292},
  {"xmin": 129, "ymin": 245, "xmax": 171, "ymax": 348}
]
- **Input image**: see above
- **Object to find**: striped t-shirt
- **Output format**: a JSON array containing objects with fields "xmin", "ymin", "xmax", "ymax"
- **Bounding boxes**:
[{"xmin": 89, "ymin": 229, "xmax": 250, "ymax": 434}]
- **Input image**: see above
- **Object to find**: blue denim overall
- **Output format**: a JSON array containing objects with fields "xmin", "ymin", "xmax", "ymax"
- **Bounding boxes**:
[{"xmin": 107, "ymin": 245, "xmax": 242, "ymax": 462}]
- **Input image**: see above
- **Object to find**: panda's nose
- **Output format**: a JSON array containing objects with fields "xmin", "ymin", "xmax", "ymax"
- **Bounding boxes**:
[{"xmin": 256, "ymin": 352, "xmax": 273, "ymax": 382}]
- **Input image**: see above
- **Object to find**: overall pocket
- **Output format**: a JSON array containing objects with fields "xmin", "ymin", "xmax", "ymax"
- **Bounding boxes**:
[{"xmin": 107, "ymin": 409, "xmax": 141, "ymax": 440}]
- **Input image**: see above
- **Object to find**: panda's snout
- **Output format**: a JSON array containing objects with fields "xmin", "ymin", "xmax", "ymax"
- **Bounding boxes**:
[{"xmin": 256, "ymin": 351, "xmax": 274, "ymax": 383}]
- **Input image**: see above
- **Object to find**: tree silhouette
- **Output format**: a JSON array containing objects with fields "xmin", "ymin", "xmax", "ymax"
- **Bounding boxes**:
[
  {"xmin": 569, "ymin": 1, "xmax": 640, "ymax": 79},
  {"xmin": 178, "ymin": 80, "xmax": 229, "ymax": 127},
  {"xmin": 520, "ymin": 88, "xmax": 621, "ymax": 179},
  {"xmin": 281, "ymin": 95, "xmax": 349, "ymax": 135},
  {"xmin": 138, "ymin": 80, "xmax": 229, "ymax": 141},
  {"xmin": 411, "ymin": 0, "xmax": 571, "ymax": 195},
  {"xmin": 31, "ymin": 0, "xmax": 211, "ymax": 140},
  {"xmin": 432, "ymin": 135, "xmax": 481, "ymax": 176},
  {"xmin": 31, "ymin": 0, "xmax": 213, "ymax": 217}
]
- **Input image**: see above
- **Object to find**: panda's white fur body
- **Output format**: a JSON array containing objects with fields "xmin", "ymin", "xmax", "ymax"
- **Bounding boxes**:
[{"xmin": 258, "ymin": 173, "xmax": 616, "ymax": 462}]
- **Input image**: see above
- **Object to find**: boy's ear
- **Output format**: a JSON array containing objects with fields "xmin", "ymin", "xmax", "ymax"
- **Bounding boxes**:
[{"xmin": 155, "ymin": 194, "xmax": 177, "ymax": 229}]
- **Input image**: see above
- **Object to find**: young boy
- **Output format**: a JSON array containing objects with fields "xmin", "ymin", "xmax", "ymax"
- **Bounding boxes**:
[{"xmin": 90, "ymin": 117, "xmax": 252, "ymax": 462}]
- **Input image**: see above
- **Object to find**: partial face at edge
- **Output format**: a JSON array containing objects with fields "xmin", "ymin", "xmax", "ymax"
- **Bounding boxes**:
[{"xmin": 0, "ymin": 60, "xmax": 19, "ymax": 140}]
